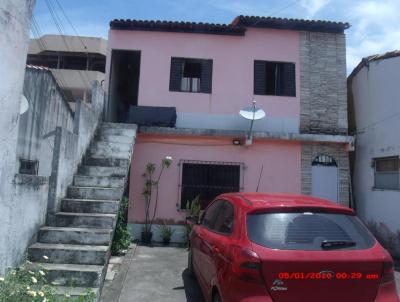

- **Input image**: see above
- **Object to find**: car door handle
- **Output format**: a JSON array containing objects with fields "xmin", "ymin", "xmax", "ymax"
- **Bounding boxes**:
[{"xmin": 212, "ymin": 246, "xmax": 220, "ymax": 254}]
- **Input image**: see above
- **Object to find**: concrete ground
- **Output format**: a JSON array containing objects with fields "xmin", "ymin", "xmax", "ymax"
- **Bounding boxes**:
[
  {"xmin": 101, "ymin": 245, "xmax": 400, "ymax": 302},
  {"xmin": 100, "ymin": 244, "xmax": 205, "ymax": 302}
]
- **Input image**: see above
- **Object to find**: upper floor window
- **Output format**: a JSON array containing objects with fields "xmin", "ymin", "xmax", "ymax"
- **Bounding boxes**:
[
  {"xmin": 169, "ymin": 57, "xmax": 213, "ymax": 93},
  {"xmin": 374, "ymin": 156, "xmax": 399, "ymax": 190},
  {"xmin": 254, "ymin": 60, "xmax": 296, "ymax": 97}
]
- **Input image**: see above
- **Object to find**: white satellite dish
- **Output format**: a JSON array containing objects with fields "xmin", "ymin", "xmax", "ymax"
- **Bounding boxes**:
[
  {"xmin": 20, "ymin": 95, "xmax": 29, "ymax": 115},
  {"xmin": 239, "ymin": 100, "xmax": 266, "ymax": 145}
]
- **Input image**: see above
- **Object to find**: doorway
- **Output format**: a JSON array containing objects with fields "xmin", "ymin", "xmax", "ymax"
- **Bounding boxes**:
[
  {"xmin": 108, "ymin": 50, "xmax": 141, "ymax": 122},
  {"xmin": 311, "ymin": 155, "xmax": 338, "ymax": 202}
]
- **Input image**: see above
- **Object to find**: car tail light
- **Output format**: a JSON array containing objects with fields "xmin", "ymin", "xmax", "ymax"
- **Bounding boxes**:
[
  {"xmin": 231, "ymin": 245, "xmax": 264, "ymax": 284},
  {"xmin": 381, "ymin": 260, "xmax": 395, "ymax": 284}
]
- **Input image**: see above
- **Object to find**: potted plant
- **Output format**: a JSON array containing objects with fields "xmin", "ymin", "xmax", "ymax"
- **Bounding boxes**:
[
  {"xmin": 159, "ymin": 222, "xmax": 175, "ymax": 245},
  {"xmin": 141, "ymin": 156, "xmax": 172, "ymax": 244},
  {"xmin": 184, "ymin": 195, "xmax": 201, "ymax": 246}
]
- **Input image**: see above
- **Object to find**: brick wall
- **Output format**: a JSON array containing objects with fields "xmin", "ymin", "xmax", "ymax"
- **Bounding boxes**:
[
  {"xmin": 301, "ymin": 143, "xmax": 350, "ymax": 206},
  {"xmin": 300, "ymin": 32, "xmax": 347, "ymax": 135}
]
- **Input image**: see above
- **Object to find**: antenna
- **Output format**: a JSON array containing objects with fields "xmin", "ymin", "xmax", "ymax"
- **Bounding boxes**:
[
  {"xmin": 239, "ymin": 99, "xmax": 266, "ymax": 145},
  {"xmin": 256, "ymin": 164, "xmax": 263, "ymax": 192}
]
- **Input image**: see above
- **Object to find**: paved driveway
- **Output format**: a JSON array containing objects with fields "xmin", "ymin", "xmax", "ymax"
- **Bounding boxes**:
[
  {"xmin": 101, "ymin": 245, "xmax": 400, "ymax": 302},
  {"xmin": 101, "ymin": 245, "xmax": 205, "ymax": 302}
]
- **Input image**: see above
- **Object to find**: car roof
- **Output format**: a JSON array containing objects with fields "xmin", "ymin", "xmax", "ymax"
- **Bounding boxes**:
[{"xmin": 218, "ymin": 192, "xmax": 355, "ymax": 215}]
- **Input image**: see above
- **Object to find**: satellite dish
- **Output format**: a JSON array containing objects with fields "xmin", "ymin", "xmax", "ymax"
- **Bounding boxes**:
[
  {"xmin": 239, "ymin": 106, "xmax": 266, "ymax": 120},
  {"xmin": 20, "ymin": 95, "xmax": 29, "ymax": 115},
  {"xmin": 239, "ymin": 100, "xmax": 266, "ymax": 145}
]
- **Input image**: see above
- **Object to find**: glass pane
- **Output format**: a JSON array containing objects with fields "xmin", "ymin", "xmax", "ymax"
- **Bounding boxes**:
[
  {"xmin": 376, "ymin": 157, "xmax": 398, "ymax": 172},
  {"xmin": 247, "ymin": 212, "xmax": 375, "ymax": 250},
  {"xmin": 374, "ymin": 172, "xmax": 399, "ymax": 190}
]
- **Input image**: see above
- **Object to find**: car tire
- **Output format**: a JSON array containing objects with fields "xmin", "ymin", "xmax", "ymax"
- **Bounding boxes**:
[
  {"xmin": 212, "ymin": 291, "xmax": 222, "ymax": 302},
  {"xmin": 188, "ymin": 248, "xmax": 194, "ymax": 277}
]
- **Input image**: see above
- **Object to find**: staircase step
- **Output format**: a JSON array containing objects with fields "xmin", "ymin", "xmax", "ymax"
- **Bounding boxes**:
[
  {"xmin": 96, "ymin": 133, "xmax": 135, "ymax": 144},
  {"xmin": 28, "ymin": 243, "xmax": 109, "ymax": 265},
  {"xmin": 101, "ymin": 122, "xmax": 137, "ymax": 130},
  {"xmin": 100, "ymin": 127, "xmax": 136, "ymax": 137},
  {"xmin": 38, "ymin": 263, "xmax": 103, "ymax": 287},
  {"xmin": 67, "ymin": 186, "xmax": 122, "ymax": 200},
  {"xmin": 82, "ymin": 157, "xmax": 130, "ymax": 168},
  {"xmin": 92, "ymin": 141, "xmax": 133, "ymax": 152},
  {"xmin": 74, "ymin": 175, "xmax": 125, "ymax": 188},
  {"xmin": 88, "ymin": 148, "xmax": 131, "ymax": 159},
  {"xmin": 39, "ymin": 226, "xmax": 112, "ymax": 245},
  {"xmin": 52, "ymin": 212, "xmax": 116, "ymax": 229},
  {"xmin": 61, "ymin": 198, "xmax": 119, "ymax": 214},
  {"xmin": 79, "ymin": 165, "xmax": 126, "ymax": 177},
  {"xmin": 55, "ymin": 286, "xmax": 99, "ymax": 300}
]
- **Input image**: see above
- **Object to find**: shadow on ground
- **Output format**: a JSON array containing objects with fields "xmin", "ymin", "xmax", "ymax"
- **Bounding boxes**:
[{"xmin": 176, "ymin": 268, "xmax": 205, "ymax": 302}]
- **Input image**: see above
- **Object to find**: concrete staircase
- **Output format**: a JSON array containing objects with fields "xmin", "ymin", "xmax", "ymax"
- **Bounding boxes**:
[{"xmin": 28, "ymin": 123, "xmax": 137, "ymax": 300}]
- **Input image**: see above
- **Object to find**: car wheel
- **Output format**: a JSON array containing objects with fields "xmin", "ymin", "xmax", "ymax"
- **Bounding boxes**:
[
  {"xmin": 212, "ymin": 291, "xmax": 222, "ymax": 302},
  {"xmin": 188, "ymin": 248, "xmax": 194, "ymax": 277}
]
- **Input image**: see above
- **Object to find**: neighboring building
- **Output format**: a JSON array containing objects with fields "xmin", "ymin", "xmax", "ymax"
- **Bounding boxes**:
[
  {"xmin": 348, "ymin": 51, "xmax": 400, "ymax": 260},
  {"xmin": 27, "ymin": 34, "xmax": 107, "ymax": 108},
  {"xmin": 105, "ymin": 15, "xmax": 353, "ymax": 242}
]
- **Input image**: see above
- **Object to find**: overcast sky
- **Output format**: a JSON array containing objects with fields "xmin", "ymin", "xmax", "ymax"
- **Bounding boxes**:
[{"xmin": 32, "ymin": 0, "xmax": 400, "ymax": 74}]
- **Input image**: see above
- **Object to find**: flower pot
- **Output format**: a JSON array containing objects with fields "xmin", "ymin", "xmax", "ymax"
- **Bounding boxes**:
[{"xmin": 141, "ymin": 231, "xmax": 153, "ymax": 244}]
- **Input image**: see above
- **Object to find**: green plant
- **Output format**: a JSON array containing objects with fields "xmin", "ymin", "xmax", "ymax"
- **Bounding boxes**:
[
  {"xmin": 159, "ymin": 222, "xmax": 175, "ymax": 244},
  {"xmin": 0, "ymin": 260, "xmax": 95, "ymax": 301},
  {"xmin": 111, "ymin": 197, "xmax": 132, "ymax": 255},
  {"xmin": 183, "ymin": 195, "xmax": 201, "ymax": 245},
  {"xmin": 142, "ymin": 156, "xmax": 172, "ymax": 238}
]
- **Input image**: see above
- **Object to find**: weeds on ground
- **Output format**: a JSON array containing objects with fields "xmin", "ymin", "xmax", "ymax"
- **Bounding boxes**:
[{"xmin": 111, "ymin": 197, "xmax": 132, "ymax": 255}]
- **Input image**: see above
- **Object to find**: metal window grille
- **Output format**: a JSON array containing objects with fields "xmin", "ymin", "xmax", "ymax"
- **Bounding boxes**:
[
  {"xmin": 19, "ymin": 159, "xmax": 39, "ymax": 175},
  {"xmin": 312, "ymin": 155, "xmax": 337, "ymax": 167},
  {"xmin": 374, "ymin": 156, "xmax": 400, "ymax": 190},
  {"xmin": 178, "ymin": 160, "xmax": 244, "ymax": 210}
]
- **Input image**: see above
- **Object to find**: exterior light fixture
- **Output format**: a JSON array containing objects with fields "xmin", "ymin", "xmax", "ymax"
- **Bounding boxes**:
[{"xmin": 239, "ymin": 99, "xmax": 266, "ymax": 145}]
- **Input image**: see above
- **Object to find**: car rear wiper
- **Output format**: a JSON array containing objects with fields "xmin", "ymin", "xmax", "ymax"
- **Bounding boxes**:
[{"xmin": 321, "ymin": 240, "xmax": 356, "ymax": 250}]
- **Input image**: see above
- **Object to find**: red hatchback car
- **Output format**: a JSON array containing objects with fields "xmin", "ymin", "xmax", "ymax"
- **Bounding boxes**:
[{"xmin": 187, "ymin": 193, "xmax": 399, "ymax": 302}]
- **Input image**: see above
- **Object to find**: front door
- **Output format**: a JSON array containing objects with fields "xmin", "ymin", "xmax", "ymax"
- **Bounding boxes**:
[{"xmin": 311, "ymin": 155, "xmax": 338, "ymax": 202}]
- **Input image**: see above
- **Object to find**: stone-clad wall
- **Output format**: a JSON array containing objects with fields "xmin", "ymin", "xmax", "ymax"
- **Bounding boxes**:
[
  {"xmin": 300, "ymin": 32, "xmax": 347, "ymax": 135},
  {"xmin": 301, "ymin": 143, "xmax": 350, "ymax": 206}
]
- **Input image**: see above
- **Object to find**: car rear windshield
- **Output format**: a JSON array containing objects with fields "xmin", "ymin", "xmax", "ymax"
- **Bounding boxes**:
[{"xmin": 247, "ymin": 212, "xmax": 375, "ymax": 251}]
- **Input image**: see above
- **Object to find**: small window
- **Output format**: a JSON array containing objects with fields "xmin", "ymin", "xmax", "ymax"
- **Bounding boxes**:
[
  {"xmin": 19, "ymin": 159, "xmax": 39, "ymax": 175},
  {"xmin": 169, "ymin": 57, "xmax": 213, "ymax": 93},
  {"xmin": 179, "ymin": 160, "xmax": 242, "ymax": 210},
  {"xmin": 202, "ymin": 200, "xmax": 223, "ymax": 229},
  {"xmin": 374, "ymin": 156, "xmax": 399, "ymax": 190},
  {"xmin": 213, "ymin": 201, "xmax": 234, "ymax": 234},
  {"xmin": 254, "ymin": 60, "xmax": 296, "ymax": 96}
]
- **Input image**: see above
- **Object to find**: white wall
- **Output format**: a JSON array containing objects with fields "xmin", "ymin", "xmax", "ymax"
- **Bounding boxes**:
[
  {"xmin": 0, "ymin": 0, "xmax": 36, "ymax": 273},
  {"xmin": 351, "ymin": 56, "xmax": 400, "ymax": 257}
]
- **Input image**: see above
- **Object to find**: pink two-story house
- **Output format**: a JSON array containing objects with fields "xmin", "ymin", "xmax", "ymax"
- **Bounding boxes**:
[{"xmin": 105, "ymin": 15, "xmax": 352, "ymax": 242}]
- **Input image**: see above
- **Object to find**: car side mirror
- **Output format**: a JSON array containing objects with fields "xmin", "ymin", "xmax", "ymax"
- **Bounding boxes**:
[{"xmin": 186, "ymin": 215, "xmax": 199, "ymax": 225}]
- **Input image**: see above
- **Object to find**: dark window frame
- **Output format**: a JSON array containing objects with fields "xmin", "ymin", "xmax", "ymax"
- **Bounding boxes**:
[
  {"xmin": 169, "ymin": 57, "xmax": 213, "ymax": 94},
  {"xmin": 19, "ymin": 159, "xmax": 39, "ymax": 175},
  {"xmin": 254, "ymin": 60, "xmax": 296, "ymax": 97},
  {"xmin": 178, "ymin": 160, "xmax": 244, "ymax": 210},
  {"xmin": 373, "ymin": 156, "xmax": 400, "ymax": 190}
]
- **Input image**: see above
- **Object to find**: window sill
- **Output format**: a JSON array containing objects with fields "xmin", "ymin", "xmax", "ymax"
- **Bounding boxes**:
[
  {"xmin": 13, "ymin": 174, "xmax": 49, "ymax": 186},
  {"xmin": 372, "ymin": 187, "xmax": 400, "ymax": 192},
  {"xmin": 169, "ymin": 90, "xmax": 210, "ymax": 94}
]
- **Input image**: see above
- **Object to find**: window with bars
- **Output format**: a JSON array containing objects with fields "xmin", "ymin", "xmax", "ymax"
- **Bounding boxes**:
[
  {"xmin": 169, "ymin": 57, "xmax": 213, "ymax": 93},
  {"xmin": 254, "ymin": 60, "xmax": 296, "ymax": 96},
  {"xmin": 179, "ymin": 161, "xmax": 242, "ymax": 210},
  {"xmin": 374, "ymin": 156, "xmax": 400, "ymax": 190},
  {"xmin": 19, "ymin": 159, "xmax": 39, "ymax": 175}
]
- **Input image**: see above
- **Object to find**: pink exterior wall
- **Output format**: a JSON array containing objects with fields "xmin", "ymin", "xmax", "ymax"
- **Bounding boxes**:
[
  {"xmin": 129, "ymin": 135, "xmax": 301, "ymax": 223},
  {"xmin": 106, "ymin": 28, "xmax": 300, "ymax": 119}
]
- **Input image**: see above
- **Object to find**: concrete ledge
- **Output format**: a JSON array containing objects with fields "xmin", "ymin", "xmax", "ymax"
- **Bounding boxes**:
[
  {"xmin": 139, "ymin": 126, "xmax": 354, "ymax": 144},
  {"xmin": 13, "ymin": 174, "xmax": 49, "ymax": 186}
]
